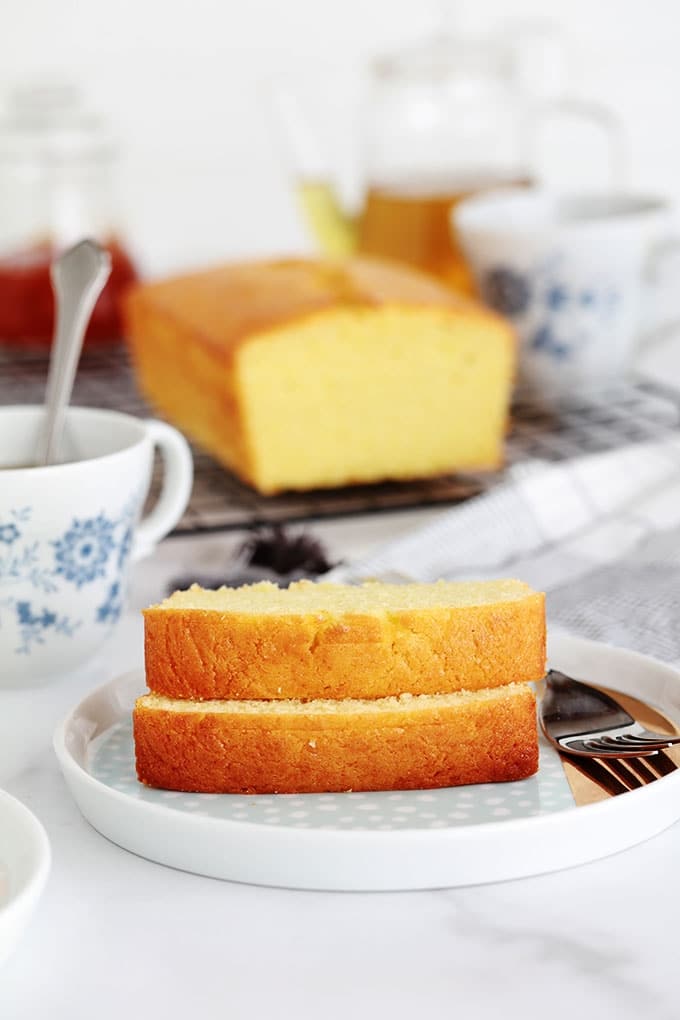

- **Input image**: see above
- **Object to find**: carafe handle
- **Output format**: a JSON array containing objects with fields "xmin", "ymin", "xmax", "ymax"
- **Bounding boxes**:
[
  {"xmin": 529, "ymin": 97, "xmax": 628, "ymax": 190},
  {"xmin": 268, "ymin": 79, "xmax": 357, "ymax": 256}
]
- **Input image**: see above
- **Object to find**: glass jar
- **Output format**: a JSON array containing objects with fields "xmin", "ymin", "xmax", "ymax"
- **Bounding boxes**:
[{"xmin": 0, "ymin": 83, "xmax": 138, "ymax": 345}]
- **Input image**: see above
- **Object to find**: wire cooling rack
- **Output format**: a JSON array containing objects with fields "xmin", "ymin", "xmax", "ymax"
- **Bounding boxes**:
[{"xmin": 2, "ymin": 344, "xmax": 679, "ymax": 534}]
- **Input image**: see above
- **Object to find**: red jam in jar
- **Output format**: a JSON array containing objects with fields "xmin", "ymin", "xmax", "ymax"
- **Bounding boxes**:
[
  {"xmin": 0, "ymin": 238, "xmax": 137, "ymax": 345},
  {"xmin": 0, "ymin": 83, "xmax": 140, "ymax": 344}
]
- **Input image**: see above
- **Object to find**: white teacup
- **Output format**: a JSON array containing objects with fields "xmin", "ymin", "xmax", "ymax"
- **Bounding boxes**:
[
  {"xmin": 453, "ymin": 189, "xmax": 680, "ymax": 399},
  {"xmin": 0, "ymin": 407, "xmax": 193, "ymax": 687}
]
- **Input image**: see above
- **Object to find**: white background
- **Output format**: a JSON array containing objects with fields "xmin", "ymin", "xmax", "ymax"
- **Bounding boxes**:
[{"xmin": 2, "ymin": 0, "xmax": 680, "ymax": 275}]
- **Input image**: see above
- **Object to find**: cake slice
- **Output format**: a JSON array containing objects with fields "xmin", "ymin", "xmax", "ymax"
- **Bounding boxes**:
[
  {"xmin": 133, "ymin": 683, "xmax": 538, "ymax": 794},
  {"xmin": 123, "ymin": 256, "xmax": 516, "ymax": 494},
  {"xmin": 135, "ymin": 578, "xmax": 545, "ymax": 794},
  {"xmin": 143, "ymin": 579, "xmax": 546, "ymax": 701}
]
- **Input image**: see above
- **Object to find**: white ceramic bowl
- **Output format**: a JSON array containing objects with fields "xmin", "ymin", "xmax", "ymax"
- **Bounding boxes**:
[{"xmin": 0, "ymin": 789, "xmax": 51, "ymax": 966}]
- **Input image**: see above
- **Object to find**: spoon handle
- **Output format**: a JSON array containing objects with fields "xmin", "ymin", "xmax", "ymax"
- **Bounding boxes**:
[{"xmin": 37, "ymin": 239, "xmax": 112, "ymax": 466}]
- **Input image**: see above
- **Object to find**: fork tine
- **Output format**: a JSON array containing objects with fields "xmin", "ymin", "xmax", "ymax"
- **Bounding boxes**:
[
  {"xmin": 607, "ymin": 753, "xmax": 679, "ymax": 785},
  {"xmin": 582, "ymin": 737, "xmax": 673, "ymax": 755},
  {"xmin": 563, "ymin": 754, "xmax": 630, "ymax": 796},
  {"xmin": 618, "ymin": 756, "xmax": 659, "ymax": 784},
  {"xmin": 594, "ymin": 735, "xmax": 670, "ymax": 748},
  {"xmin": 561, "ymin": 749, "xmax": 678, "ymax": 797},
  {"xmin": 604, "ymin": 758, "xmax": 645, "ymax": 790},
  {"xmin": 644, "ymin": 750, "xmax": 678, "ymax": 778},
  {"xmin": 626, "ymin": 734, "xmax": 680, "ymax": 745},
  {"xmin": 617, "ymin": 741, "xmax": 671, "ymax": 751}
]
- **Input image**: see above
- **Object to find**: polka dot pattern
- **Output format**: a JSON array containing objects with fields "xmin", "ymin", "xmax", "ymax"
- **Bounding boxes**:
[{"xmin": 89, "ymin": 721, "xmax": 575, "ymax": 831}]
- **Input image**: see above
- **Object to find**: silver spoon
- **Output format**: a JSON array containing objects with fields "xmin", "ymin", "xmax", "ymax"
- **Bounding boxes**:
[{"xmin": 36, "ymin": 238, "xmax": 112, "ymax": 466}]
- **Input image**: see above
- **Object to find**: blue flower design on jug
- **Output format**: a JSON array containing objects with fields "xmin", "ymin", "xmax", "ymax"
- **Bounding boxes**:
[
  {"xmin": 530, "ymin": 323, "xmax": 570, "ymax": 360},
  {"xmin": 53, "ymin": 514, "xmax": 117, "ymax": 588},
  {"xmin": 528, "ymin": 279, "xmax": 622, "ymax": 362},
  {"xmin": 482, "ymin": 247, "xmax": 624, "ymax": 365},
  {"xmin": 545, "ymin": 284, "xmax": 569, "ymax": 311},
  {"xmin": 482, "ymin": 267, "xmax": 532, "ymax": 317},
  {"xmin": 117, "ymin": 525, "xmax": 133, "ymax": 569}
]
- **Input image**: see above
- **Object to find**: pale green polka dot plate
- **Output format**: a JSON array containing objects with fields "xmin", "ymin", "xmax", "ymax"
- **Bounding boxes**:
[
  {"xmin": 54, "ymin": 632, "xmax": 680, "ymax": 891},
  {"xmin": 88, "ymin": 717, "xmax": 571, "ymax": 829}
]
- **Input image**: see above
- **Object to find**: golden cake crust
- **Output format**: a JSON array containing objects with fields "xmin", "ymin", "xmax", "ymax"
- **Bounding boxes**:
[
  {"xmin": 124, "ymin": 256, "xmax": 491, "ymax": 359},
  {"xmin": 143, "ymin": 590, "xmax": 546, "ymax": 702},
  {"xmin": 133, "ymin": 684, "xmax": 539, "ymax": 794}
]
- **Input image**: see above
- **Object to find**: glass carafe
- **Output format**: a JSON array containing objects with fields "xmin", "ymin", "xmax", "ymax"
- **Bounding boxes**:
[
  {"xmin": 355, "ymin": 35, "xmax": 534, "ymax": 294},
  {"xmin": 275, "ymin": 29, "xmax": 625, "ymax": 295}
]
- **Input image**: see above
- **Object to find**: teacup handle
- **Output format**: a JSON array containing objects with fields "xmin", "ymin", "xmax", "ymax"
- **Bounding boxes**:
[
  {"xmin": 132, "ymin": 420, "xmax": 193, "ymax": 562},
  {"xmin": 529, "ymin": 98, "xmax": 628, "ymax": 190},
  {"xmin": 640, "ymin": 234, "xmax": 680, "ymax": 341}
]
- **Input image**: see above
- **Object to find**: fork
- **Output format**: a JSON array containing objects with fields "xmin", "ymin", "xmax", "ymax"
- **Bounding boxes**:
[
  {"xmin": 539, "ymin": 669, "xmax": 680, "ymax": 758},
  {"xmin": 563, "ymin": 747, "xmax": 677, "ymax": 796}
]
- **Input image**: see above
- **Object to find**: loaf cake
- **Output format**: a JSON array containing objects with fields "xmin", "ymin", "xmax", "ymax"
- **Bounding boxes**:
[
  {"xmin": 123, "ymin": 257, "xmax": 516, "ymax": 494},
  {"xmin": 134, "ymin": 579, "xmax": 545, "ymax": 794}
]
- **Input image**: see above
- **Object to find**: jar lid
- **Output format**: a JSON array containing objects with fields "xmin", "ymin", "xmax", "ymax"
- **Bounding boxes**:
[{"xmin": 0, "ymin": 82, "xmax": 117, "ymax": 164}]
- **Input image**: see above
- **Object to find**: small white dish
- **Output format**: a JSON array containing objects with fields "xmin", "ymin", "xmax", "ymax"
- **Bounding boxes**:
[
  {"xmin": 54, "ymin": 632, "xmax": 680, "ymax": 891},
  {"xmin": 0, "ymin": 789, "xmax": 51, "ymax": 966}
]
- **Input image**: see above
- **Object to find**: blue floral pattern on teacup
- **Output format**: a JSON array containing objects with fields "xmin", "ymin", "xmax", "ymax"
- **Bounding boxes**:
[
  {"xmin": 14, "ymin": 600, "xmax": 80, "ymax": 656},
  {"xmin": 96, "ymin": 581, "xmax": 124, "ymax": 625},
  {"xmin": 482, "ymin": 255, "xmax": 621, "ymax": 364},
  {"xmin": 53, "ymin": 514, "xmax": 117, "ymax": 588},
  {"xmin": 0, "ymin": 498, "xmax": 139, "ymax": 654}
]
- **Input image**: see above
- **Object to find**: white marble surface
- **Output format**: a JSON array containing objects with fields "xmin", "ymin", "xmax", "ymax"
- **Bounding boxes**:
[{"xmin": 2, "ymin": 336, "xmax": 680, "ymax": 1019}]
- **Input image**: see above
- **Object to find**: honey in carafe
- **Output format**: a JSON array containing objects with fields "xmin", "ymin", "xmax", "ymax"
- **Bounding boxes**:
[{"xmin": 356, "ymin": 175, "xmax": 532, "ymax": 295}]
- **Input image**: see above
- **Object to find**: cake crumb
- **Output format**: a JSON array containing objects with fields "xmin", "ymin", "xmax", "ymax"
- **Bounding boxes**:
[{"xmin": 308, "ymin": 739, "xmax": 317, "ymax": 749}]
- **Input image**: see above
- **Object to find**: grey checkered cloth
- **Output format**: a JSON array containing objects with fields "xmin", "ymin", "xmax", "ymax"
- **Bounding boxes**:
[{"xmin": 331, "ymin": 438, "xmax": 680, "ymax": 665}]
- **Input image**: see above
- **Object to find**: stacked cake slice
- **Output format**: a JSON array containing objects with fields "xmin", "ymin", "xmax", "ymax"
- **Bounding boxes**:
[{"xmin": 133, "ymin": 579, "xmax": 546, "ymax": 794}]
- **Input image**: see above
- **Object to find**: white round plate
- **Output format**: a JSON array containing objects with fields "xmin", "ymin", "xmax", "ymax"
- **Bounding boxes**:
[
  {"xmin": 53, "ymin": 632, "xmax": 680, "ymax": 891},
  {"xmin": 0, "ymin": 789, "xmax": 51, "ymax": 966}
]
